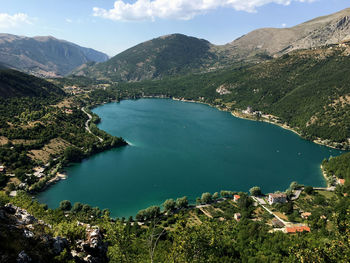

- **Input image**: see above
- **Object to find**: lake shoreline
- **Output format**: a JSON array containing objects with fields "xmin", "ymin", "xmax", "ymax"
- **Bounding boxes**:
[
  {"xmin": 169, "ymin": 97, "xmax": 346, "ymax": 151},
  {"xmin": 36, "ymin": 95, "xmax": 341, "ymax": 216}
]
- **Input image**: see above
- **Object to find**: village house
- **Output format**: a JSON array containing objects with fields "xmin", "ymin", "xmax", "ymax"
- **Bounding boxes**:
[
  {"xmin": 234, "ymin": 195, "xmax": 240, "ymax": 202},
  {"xmin": 268, "ymin": 193, "xmax": 287, "ymax": 205},
  {"xmin": 272, "ymin": 218, "xmax": 285, "ymax": 228},
  {"xmin": 0, "ymin": 165, "xmax": 5, "ymax": 173},
  {"xmin": 285, "ymin": 226, "xmax": 310, "ymax": 234},
  {"xmin": 65, "ymin": 109, "xmax": 73, "ymax": 114},
  {"xmin": 234, "ymin": 213, "xmax": 241, "ymax": 221}
]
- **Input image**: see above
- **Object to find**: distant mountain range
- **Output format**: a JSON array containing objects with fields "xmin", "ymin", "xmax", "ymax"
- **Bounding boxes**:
[
  {"xmin": 0, "ymin": 34, "xmax": 109, "ymax": 78},
  {"xmin": 73, "ymin": 7, "xmax": 350, "ymax": 82}
]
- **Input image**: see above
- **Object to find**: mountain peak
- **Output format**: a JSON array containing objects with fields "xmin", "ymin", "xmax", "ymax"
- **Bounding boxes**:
[{"xmin": 0, "ymin": 34, "xmax": 109, "ymax": 77}]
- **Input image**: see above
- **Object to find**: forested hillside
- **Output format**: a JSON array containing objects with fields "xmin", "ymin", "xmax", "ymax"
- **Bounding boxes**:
[
  {"xmin": 72, "ymin": 34, "xmax": 225, "ymax": 81},
  {"xmin": 102, "ymin": 43, "xmax": 350, "ymax": 149},
  {"xmin": 0, "ymin": 69, "xmax": 65, "ymax": 98},
  {"xmin": 0, "ymin": 70, "xmax": 126, "ymax": 196}
]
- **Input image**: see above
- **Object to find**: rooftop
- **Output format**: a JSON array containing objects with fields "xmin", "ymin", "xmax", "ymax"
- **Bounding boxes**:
[{"xmin": 286, "ymin": 226, "xmax": 310, "ymax": 233}]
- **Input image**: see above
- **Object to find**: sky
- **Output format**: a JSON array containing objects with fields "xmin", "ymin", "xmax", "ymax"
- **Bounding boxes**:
[{"xmin": 0, "ymin": 0, "xmax": 349, "ymax": 57}]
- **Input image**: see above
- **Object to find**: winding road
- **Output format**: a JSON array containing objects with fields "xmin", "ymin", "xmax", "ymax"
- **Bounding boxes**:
[{"xmin": 82, "ymin": 107, "xmax": 104, "ymax": 142}]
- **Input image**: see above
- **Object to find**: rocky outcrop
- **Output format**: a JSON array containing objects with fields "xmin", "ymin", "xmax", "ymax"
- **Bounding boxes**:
[
  {"xmin": 17, "ymin": 251, "xmax": 32, "ymax": 263},
  {"xmin": 4, "ymin": 204, "xmax": 37, "ymax": 225},
  {"xmin": 226, "ymin": 8, "xmax": 350, "ymax": 59},
  {"xmin": 72, "ymin": 223, "xmax": 108, "ymax": 263}
]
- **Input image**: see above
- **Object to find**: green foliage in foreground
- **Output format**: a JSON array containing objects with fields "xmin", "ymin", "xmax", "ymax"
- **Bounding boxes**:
[{"xmin": 1, "ymin": 190, "xmax": 350, "ymax": 262}]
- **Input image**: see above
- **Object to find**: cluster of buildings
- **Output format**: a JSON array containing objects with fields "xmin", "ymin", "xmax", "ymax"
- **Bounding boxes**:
[{"xmin": 33, "ymin": 166, "xmax": 47, "ymax": 178}]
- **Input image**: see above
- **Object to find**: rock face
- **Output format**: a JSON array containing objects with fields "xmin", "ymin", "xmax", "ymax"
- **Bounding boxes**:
[
  {"xmin": 53, "ymin": 236, "xmax": 68, "ymax": 254},
  {"xmin": 0, "ymin": 34, "xmax": 109, "ymax": 77},
  {"xmin": 17, "ymin": 251, "xmax": 32, "ymax": 263},
  {"xmin": 5, "ymin": 204, "xmax": 37, "ymax": 225},
  {"xmin": 226, "ymin": 8, "xmax": 350, "ymax": 59},
  {"xmin": 72, "ymin": 223, "xmax": 108, "ymax": 263}
]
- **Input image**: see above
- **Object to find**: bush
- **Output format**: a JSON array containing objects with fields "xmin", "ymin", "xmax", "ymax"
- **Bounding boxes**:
[
  {"xmin": 176, "ymin": 196, "xmax": 188, "ymax": 209},
  {"xmin": 249, "ymin": 186, "xmax": 262, "ymax": 196},
  {"xmin": 64, "ymin": 146, "xmax": 84, "ymax": 162},
  {"xmin": 163, "ymin": 199, "xmax": 176, "ymax": 212},
  {"xmin": 201, "ymin": 192, "xmax": 212, "ymax": 204}
]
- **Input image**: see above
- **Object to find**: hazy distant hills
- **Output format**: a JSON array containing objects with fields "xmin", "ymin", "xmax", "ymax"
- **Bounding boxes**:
[
  {"xmin": 0, "ymin": 34, "xmax": 109, "ymax": 78},
  {"xmin": 0, "ymin": 69, "xmax": 65, "ymax": 98},
  {"xmin": 74, "ymin": 8, "xmax": 350, "ymax": 82}
]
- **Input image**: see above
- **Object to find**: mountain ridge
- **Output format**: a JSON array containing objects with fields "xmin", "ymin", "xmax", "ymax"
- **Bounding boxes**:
[
  {"xmin": 0, "ymin": 33, "xmax": 109, "ymax": 78},
  {"xmin": 73, "ymin": 7, "xmax": 350, "ymax": 82}
]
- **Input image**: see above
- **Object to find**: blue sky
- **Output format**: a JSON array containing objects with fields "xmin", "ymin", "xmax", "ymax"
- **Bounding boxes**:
[{"xmin": 0, "ymin": 0, "xmax": 349, "ymax": 56}]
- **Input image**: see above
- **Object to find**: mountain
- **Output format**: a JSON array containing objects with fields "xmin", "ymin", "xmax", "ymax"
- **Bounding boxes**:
[
  {"xmin": 225, "ymin": 7, "xmax": 350, "ymax": 59},
  {"xmin": 0, "ymin": 34, "xmax": 109, "ymax": 78},
  {"xmin": 114, "ymin": 41, "xmax": 350, "ymax": 149},
  {"xmin": 74, "ymin": 8, "xmax": 350, "ymax": 82},
  {"xmin": 0, "ymin": 69, "xmax": 65, "ymax": 98},
  {"xmin": 72, "ymin": 34, "xmax": 222, "ymax": 82}
]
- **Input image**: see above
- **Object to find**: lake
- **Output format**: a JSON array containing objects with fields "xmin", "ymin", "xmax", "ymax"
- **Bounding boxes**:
[{"xmin": 38, "ymin": 99, "xmax": 343, "ymax": 217}]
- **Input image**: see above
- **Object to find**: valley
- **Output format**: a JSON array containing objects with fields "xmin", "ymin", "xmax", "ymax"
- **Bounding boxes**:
[{"xmin": 0, "ymin": 5, "xmax": 350, "ymax": 263}]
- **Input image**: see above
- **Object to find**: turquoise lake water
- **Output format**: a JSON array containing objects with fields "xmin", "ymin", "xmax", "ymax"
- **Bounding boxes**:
[{"xmin": 38, "ymin": 99, "xmax": 343, "ymax": 217}]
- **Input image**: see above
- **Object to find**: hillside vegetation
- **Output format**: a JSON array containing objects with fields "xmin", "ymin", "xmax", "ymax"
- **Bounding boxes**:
[
  {"xmin": 0, "ymin": 69, "xmax": 65, "ymax": 98},
  {"xmin": 73, "ymin": 34, "xmax": 227, "ymax": 81},
  {"xmin": 0, "ymin": 70, "xmax": 126, "ymax": 195},
  {"xmin": 100, "ymin": 44, "xmax": 350, "ymax": 149}
]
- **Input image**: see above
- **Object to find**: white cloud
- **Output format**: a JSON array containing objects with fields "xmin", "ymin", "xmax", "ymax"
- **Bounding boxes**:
[
  {"xmin": 93, "ymin": 0, "xmax": 315, "ymax": 21},
  {"xmin": 66, "ymin": 18, "xmax": 73, "ymax": 23},
  {"xmin": 282, "ymin": 23, "xmax": 287, "ymax": 27},
  {"xmin": 0, "ymin": 13, "xmax": 32, "ymax": 28}
]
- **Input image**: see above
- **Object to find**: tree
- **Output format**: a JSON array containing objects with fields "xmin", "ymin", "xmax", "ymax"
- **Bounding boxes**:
[
  {"xmin": 136, "ymin": 209, "xmax": 146, "ymax": 222},
  {"xmin": 290, "ymin": 181, "xmax": 299, "ymax": 190},
  {"xmin": 137, "ymin": 206, "xmax": 161, "ymax": 222},
  {"xmin": 249, "ymin": 186, "xmax": 262, "ymax": 196},
  {"xmin": 286, "ymin": 189, "xmax": 293, "ymax": 199},
  {"xmin": 64, "ymin": 146, "xmax": 84, "ymax": 162},
  {"xmin": 220, "ymin": 190, "xmax": 233, "ymax": 198},
  {"xmin": 304, "ymin": 186, "xmax": 314, "ymax": 195},
  {"xmin": 212, "ymin": 192, "xmax": 219, "ymax": 200},
  {"xmin": 176, "ymin": 196, "xmax": 188, "ymax": 209},
  {"xmin": 72, "ymin": 202, "xmax": 83, "ymax": 212},
  {"xmin": 201, "ymin": 192, "xmax": 212, "ymax": 204},
  {"xmin": 163, "ymin": 199, "xmax": 176, "ymax": 212},
  {"xmin": 59, "ymin": 200, "xmax": 72, "ymax": 211},
  {"xmin": 145, "ymin": 206, "xmax": 161, "ymax": 220}
]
